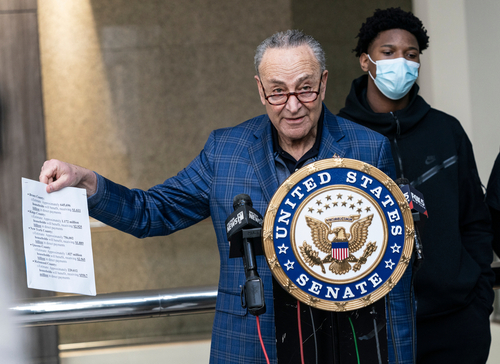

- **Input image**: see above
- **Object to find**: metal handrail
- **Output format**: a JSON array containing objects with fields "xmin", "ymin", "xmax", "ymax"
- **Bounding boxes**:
[
  {"xmin": 10, "ymin": 260, "xmax": 500, "ymax": 328},
  {"xmin": 10, "ymin": 285, "xmax": 218, "ymax": 327}
]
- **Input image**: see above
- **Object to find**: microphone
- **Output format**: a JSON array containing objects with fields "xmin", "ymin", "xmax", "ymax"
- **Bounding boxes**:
[
  {"xmin": 225, "ymin": 194, "xmax": 266, "ymax": 316},
  {"xmin": 226, "ymin": 194, "xmax": 264, "ymax": 258},
  {"xmin": 395, "ymin": 178, "xmax": 425, "ymax": 268},
  {"xmin": 398, "ymin": 181, "xmax": 428, "ymax": 217}
]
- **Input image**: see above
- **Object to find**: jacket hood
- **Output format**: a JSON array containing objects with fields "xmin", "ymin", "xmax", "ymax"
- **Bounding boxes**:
[{"xmin": 338, "ymin": 75, "xmax": 431, "ymax": 137}]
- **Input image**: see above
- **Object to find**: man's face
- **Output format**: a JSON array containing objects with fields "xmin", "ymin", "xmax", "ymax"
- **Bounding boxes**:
[
  {"xmin": 255, "ymin": 45, "xmax": 328, "ymax": 150},
  {"xmin": 361, "ymin": 28, "xmax": 420, "ymax": 76}
]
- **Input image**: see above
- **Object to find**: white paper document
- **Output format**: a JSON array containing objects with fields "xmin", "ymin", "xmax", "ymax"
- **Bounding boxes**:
[{"xmin": 22, "ymin": 178, "xmax": 96, "ymax": 296}]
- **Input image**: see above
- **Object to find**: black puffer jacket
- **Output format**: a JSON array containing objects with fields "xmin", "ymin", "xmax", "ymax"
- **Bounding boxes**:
[{"xmin": 339, "ymin": 75, "xmax": 494, "ymax": 319}]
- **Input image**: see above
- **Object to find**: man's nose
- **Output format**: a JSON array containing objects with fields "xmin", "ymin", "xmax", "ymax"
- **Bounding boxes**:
[{"xmin": 285, "ymin": 94, "xmax": 302, "ymax": 113}]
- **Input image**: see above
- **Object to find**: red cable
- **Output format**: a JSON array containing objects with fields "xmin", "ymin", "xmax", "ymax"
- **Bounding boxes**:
[
  {"xmin": 297, "ymin": 300, "xmax": 305, "ymax": 364},
  {"xmin": 256, "ymin": 316, "xmax": 271, "ymax": 364}
]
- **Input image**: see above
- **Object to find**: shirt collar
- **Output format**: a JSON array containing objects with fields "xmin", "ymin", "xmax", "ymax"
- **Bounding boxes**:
[{"xmin": 271, "ymin": 106, "xmax": 324, "ymax": 173}]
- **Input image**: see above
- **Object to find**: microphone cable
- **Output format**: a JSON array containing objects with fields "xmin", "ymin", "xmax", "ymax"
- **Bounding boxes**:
[
  {"xmin": 347, "ymin": 317, "xmax": 361, "ymax": 364},
  {"xmin": 295, "ymin": 300, "xmax": 320, "ymax": 364},
  {"xmin": 308, "ymin": 305, "xmax": 319, "ymax": 364},
  {"xmin": 256, "ymin": 316, "xmax": 270, "ymax": 364},
  {"xmin": 371, "ymin": 306, "xmax": 383, "ymax": 364},
  {"xmin": 297, "ymin": 300, "xmax": 305, "ymax": 364},
  {"xmin": 386, "ymin": 295, "xmax": 400, "ymax": 364}
]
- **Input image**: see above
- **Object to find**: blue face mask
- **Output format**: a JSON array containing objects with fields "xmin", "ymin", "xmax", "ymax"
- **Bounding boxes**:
[{"xmin": 368, "ymin": 55, "xmax": 420, "ymax": 100}]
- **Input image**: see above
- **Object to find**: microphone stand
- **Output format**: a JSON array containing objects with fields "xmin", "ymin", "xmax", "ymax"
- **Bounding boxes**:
[
  {"xmin": 240, "ymin": 227, "xmax": 266, "ymax": 316},
  {"xmin": 412, "ymin": 212, "xmax": 424, "ymax": 271}
]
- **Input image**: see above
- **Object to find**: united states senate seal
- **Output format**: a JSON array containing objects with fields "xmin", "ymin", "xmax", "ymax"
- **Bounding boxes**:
[{"xmin": 262, "ymin": 158, "xmax": 414, "ymax": 312}]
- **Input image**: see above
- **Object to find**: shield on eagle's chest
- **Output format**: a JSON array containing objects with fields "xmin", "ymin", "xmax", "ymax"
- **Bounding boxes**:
[{"xmin": 332, "ymin": 241, "xmax": 349, "ymax": 261}]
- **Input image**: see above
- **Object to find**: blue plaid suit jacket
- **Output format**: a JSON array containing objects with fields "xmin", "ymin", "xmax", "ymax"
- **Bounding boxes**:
[{"xmin": 88, "ymin": 106, "xmax": 414, "ymax": 363}]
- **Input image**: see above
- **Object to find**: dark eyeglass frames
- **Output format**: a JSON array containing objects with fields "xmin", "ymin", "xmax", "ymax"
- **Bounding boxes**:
[{"xmin": 259, "ymin": 79, "xmax": 322, "ymax": 106}]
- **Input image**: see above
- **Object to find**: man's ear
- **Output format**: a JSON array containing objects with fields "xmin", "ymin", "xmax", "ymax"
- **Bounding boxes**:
[
  {"xmin": 359, "ymin": 53, "xmax": 370, "ymax": 72},
  {"xmin": 320, "ymin": 70, "xmax": 328, "ymax": 101},
  {"xmin": 254, "ymin": 76, "xmax": 266, "ymax": 106}
]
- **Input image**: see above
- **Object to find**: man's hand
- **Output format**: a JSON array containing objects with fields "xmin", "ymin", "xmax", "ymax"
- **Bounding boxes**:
[{"xmin": 39, "ymin": 159, "xmax": 97, "ymax": 196}]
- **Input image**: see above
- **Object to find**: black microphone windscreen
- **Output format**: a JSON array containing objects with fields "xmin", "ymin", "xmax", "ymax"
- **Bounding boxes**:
[
  {"xmin": 233, "ymin": 193, "xmax": 253, "ymax": 210},
  {"xmin": 394, "ymin": 177, "xmax": 410, "ymax": 187}
]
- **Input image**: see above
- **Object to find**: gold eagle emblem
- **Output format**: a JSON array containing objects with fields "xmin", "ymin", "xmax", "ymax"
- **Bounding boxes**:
[{"xmin": 300, "ymin": 214, "xmax": 377, "ymax": 275}]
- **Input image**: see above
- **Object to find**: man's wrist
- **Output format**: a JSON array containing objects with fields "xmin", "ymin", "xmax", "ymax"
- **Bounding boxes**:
[
  {"xmin": 87, "ymin": 172, "xmax": 105, "ymax": 209},
  {"xmin": 78, "ymin": 167, "xmax": 98, "ymax": 196}
]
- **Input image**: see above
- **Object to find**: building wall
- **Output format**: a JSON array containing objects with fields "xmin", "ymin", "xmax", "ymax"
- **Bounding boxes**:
[
  {"xmin": 0, "ymin": 0, "xmax": 59, "ymax": 362},
  {"xmin": 38, "ymin": 0, "xmax": 290, "ymax": 344}
]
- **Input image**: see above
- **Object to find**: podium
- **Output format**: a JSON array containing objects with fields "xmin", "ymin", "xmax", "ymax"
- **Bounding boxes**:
[{"xmin": 261, "ymin": 158, "xmax": 416, "ymax": 363}]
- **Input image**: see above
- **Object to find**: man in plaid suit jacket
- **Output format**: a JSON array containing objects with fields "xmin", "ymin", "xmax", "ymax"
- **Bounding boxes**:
[{"xmin": 40, "ymin": 30, "xmax": 414, "ymax": 363}]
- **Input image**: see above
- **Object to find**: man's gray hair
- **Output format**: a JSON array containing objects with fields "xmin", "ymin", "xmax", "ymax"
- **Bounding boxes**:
[{"xmin": 254, "ymin": 29, "xmax": 326, "ymax": 77}]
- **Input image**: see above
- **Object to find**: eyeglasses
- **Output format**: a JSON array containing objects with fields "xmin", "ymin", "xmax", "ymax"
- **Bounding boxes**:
[{"xmin": 260, "ymin": 79, "xmax": 322, "ymax": 106}]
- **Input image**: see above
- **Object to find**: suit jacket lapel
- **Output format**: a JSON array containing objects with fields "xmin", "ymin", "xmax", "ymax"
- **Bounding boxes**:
[
  {"xmin": 319, "ymin": 107, "xmax": 347, "ymax": 160},
  {"xmin": 248, "ymin": 120, "xmax": 280, "ymax": 203}
]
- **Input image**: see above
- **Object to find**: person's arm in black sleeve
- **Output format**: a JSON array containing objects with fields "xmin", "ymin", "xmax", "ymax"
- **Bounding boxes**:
[
  {"xmin": 486, "ymin": 153, "xmax": 500, "ymax": 258},
  {"xmin": 458, "ymin": 134, "xmax": 495, "ymax": 307},
  {"xmin": 489, "ymin": 206, "xmax": 500, "ymax": 258}
]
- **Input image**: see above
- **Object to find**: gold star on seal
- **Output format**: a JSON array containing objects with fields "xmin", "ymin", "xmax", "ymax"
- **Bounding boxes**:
[
  {"xmin": 316, "ymin": 199, "xmax": 322, "ymax": 206},
  {"xmin": 342, "ymin": 201, "xmax": 347, "ymax": 207},
  {"xmin": 347, "ymin": 195, "xmax": 353, "ymax": 201},
  {"xmin": 284, "ymin": 279, "xmax": 297, "ymax": 292},
  {"xmin": 337, "ymin": 193, "xmax": 343, "ymax": 199},
  {"xmin": 334, "ymin": 302, "xmax": 347, "ymax": 312},
  {"xmin": 405, "ymin": 226, "xmax": 415, "ymax": 237},
  {"xmin": 306, "ymin": 165, "xmax": 319, "ymax": 175},
  {"xmin": 399, "ymin": 200, "xmax": 410, "ymax": 211},
  {"xmin": 308, "ymin": 296, "xmax": 320, "ymax": 307},
  {"xmin": 324, "ymin": 204, "xmax": 330, "ymax": 210},
  {"xmin": 331, "ymin": 157, "xmax": 346, "ymax": 168},
  {"xmin": 401, "ymin": 255, "xmax": 411, "ymax": 265},
  {"xmin": 357, "ymin": 199, "xmax": 363, "ymax": 205},
  {"xmin": 263, "ymin": 230, "xmax": 273, "ymax": 242},
  {"xmin": 361, "ymin": 163, "xmax": 372, "ymax": 174},
  {"xmin": 350, "ymin": 204, "xmax": 355, "ymax": 209},
  {"xmin": 362, "ymin": 294, "xmax": 372, "ymax": 306},
  {"xmin": 266, "ymin": 204, "xmax": 278, "ymax": 218},
  {"xmin": 308, "ymin": 207, "xmax": 314, "ymax": 213},
  {"xmin": 385, "ymin": 278, "xmax": 396, "ymax": 290},
  {"xmin": 365, "ymin": 207, "xmax": 371, "ymax": 212},
  {"xmin": 326, "ymin": 195, "xmax": 332, "ymax": 201},
  {"xmin": 267, "ymin": 256, "xmax": 280, "ymax": 270},
  {"xmin": 317, "ymin": 209, "xmax": 323, "ymax": 215},
  {"xmin": 283, "ymin": 181, "xmax": 294, "ymax": 192},
  {"xmin": 384, "ymin": 179, "xmax": 396, "ymax": 192}
]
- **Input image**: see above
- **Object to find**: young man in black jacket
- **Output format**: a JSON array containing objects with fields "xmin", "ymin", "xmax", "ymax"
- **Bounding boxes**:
[{"xmin": 338, "ymin": 7, "xmax": 495, "ymax": 364}]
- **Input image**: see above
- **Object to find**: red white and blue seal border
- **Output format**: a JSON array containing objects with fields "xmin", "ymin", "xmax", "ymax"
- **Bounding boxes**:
[{"xmin": 262, "ymin": 158, "xmax": 414, "ymax": 312}]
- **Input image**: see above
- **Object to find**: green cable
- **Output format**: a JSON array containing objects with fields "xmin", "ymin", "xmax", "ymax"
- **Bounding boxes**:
[{"xmin": 348, "ymin": 317, "xmax": 361, "ymax": 364}]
